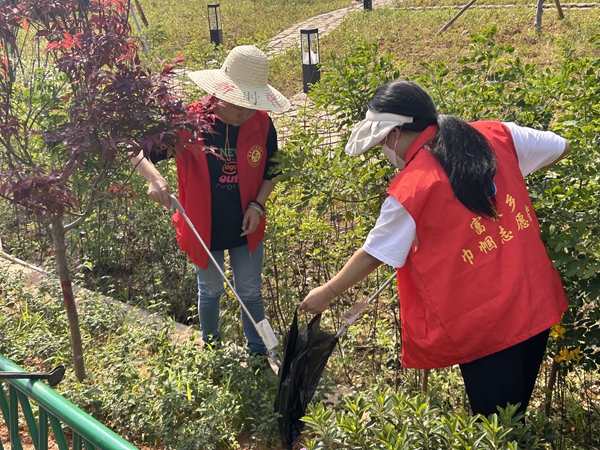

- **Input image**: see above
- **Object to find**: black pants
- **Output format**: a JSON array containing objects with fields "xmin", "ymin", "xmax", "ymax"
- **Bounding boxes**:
[{"xmin": 459, "ymin": 328, "xmax": 550, "ymax": 417}]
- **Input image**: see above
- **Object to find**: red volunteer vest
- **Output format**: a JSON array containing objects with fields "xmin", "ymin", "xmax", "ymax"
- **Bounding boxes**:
[
  {"xmin": 172, "ymin": 110, "xmax": 270, "ymax": 269},
  {"xmin": 388, "ymin": 121, "xmax": 568, "ymax": 369}
]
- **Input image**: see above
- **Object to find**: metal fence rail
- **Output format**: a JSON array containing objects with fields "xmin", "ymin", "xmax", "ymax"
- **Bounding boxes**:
[{"xmin": 0, "ymin": 354, "xmax": 138, "ymax": 450}]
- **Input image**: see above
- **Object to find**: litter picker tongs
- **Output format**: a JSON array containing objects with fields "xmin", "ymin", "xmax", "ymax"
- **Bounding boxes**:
[
  {"xmin": 335, "ymin": 272, "xmax": 397, "ymax": 339},
  {"xmin": 168, "ymin": 194, "xmax": 283, "ymax": 368}
]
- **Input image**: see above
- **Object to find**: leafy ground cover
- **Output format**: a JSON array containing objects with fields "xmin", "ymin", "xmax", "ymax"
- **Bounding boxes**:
[{"xmin": 0, "ymin": 266, "xmax": 282, "ymax": 449}]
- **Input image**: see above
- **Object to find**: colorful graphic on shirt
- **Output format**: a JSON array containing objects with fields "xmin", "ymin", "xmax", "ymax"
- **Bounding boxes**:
[
  {"xmin": 216, "ymin": 146, "xmax": 238, "ymax": 189},
  {"xmin": 247, "ymin": 145, "xmax": 264, "ymax": 167},
  {"xmin": 222, "ymin": 161, "xmax": 237, "ymax": 175}
]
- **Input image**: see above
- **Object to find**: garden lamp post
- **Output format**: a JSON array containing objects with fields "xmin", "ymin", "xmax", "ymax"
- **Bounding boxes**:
[
  {"xmin": 300, "ymin": 28, "xmax": 320, "ymax": 94},
  {"xmin": 208, "ymin": 3, "xmax": 223, "ymax": 46},
  {"xmin": 364, "ymin": 0, "xmax": 372, "ymax": 10}
]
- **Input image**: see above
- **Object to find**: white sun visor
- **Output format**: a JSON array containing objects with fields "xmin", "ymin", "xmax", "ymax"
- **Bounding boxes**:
[{"xmin": 345, "ymin": 111, "xmax": 414, "ymax": 156}]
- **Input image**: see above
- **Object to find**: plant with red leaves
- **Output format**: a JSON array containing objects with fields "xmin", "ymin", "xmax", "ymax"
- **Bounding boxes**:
[{"xmin": 0, "ymin": 0, "xmax": 215, "ymax": 381}]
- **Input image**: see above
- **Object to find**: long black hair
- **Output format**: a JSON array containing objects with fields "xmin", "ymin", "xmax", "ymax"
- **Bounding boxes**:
[{"xmin": 367, "ymin": 81, "xmax": 498, "ymax": 219}]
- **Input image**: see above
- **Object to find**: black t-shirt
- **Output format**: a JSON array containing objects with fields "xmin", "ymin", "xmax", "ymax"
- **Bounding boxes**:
[{"xmin": 150, "ymin": 117, "xmax": 278, "ymax": 251}]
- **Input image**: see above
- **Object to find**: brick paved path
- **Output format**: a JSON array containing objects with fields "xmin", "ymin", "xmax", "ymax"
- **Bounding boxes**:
[
  {"xmin": 267, "ymin": 0, "xmax": 396, "ymax": 56},
  {"xmin": 266, "ymin": 1, "xmax": 401, "ymax": 143}
]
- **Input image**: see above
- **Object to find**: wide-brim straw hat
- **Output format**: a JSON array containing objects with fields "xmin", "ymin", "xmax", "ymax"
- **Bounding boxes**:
[{"xmin": 188, "ymin": 45, "xmax": 290, "ymax": 113}]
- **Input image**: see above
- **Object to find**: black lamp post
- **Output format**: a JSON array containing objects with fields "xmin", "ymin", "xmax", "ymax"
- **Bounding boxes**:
[
  {"xmin": 208, "ymin": 3, "xmax": 223, "ymax": 46},
  {"xmin": 300, "ymin": 28, "xmax": 320, "ymax": 94},
  {"xmin": 364, "ymin": 0, "xmax": 372, "ymax": 10}
]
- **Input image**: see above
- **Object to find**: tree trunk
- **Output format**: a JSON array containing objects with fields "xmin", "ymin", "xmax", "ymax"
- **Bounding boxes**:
[
  {"xmin": 51, "ymin": 214, "xmax": 86, "ymax": 381},
  {"xmin": 554, "ymin": 0, "xmax": 564, "ymax": 19},
  {"xmin": 422, "ymin": 369, "xmax": 430, "ymax": 393},
  {"xmin": 545, "ymin": 359, "xmax": 559, "ymax": 416}
]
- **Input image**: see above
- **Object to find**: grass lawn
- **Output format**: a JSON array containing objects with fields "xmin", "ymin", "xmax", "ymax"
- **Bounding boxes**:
[
  {"xmin": 367, "ymin": 4, "xmax": 599, "ymax": 70},
  {"xmin": 267, "ymin": 2, "xmax": 600, "ymax": 96},
  {"xmin": 134, "ymin": 0, "xmax": 356, "ymax": 61}
]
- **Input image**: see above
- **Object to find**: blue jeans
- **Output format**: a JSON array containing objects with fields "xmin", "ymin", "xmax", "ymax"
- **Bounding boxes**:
[{"xmin": 195, "ymin": 242, "xmax": 266, "ymax": 355}]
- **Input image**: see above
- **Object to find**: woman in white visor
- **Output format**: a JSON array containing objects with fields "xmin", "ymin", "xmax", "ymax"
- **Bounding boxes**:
[{"xmin": 299, "ymin": 80, "xmax": 570, "ymax": 417}]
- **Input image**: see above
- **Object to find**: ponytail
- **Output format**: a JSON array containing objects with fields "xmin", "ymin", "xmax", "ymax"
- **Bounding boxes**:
[
  {"xmin": 368, "ymin": 81, "xmax": 498, "ymax": 218},
  {"xmin": 432, "ymin": 115, "xmax": 497, "ymax": 219}
]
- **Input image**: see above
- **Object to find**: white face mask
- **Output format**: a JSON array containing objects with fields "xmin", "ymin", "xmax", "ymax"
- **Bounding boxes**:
[{"xmin": 381, "ymin": 138, "xmax": 405, "ymax": 170}]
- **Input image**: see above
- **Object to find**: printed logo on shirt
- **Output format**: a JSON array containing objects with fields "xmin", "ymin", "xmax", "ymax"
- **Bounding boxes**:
[
  {"xmin": 247, "ymin": 145, "xmax": 264, "ymax": 167},
  {"xmin": 216, "ymin": 147, "xmax": 239, "ymax": 189},
  {"xmin": 218, "ymin": 173, "xmax": 239, "ymax": 185},
  {"xmin": 222, "ymin": 161, "xmax": 237, "ymax": 175}
]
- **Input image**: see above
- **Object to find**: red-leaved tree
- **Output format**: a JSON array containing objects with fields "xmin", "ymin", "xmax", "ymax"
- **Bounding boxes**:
[{"xmin": 0, "ymin": 0, "xmax": 214, "ymax": 380}]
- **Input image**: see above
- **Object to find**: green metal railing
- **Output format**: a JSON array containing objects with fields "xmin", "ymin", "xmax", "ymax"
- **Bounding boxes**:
[{"xmin": 0, "ymin": 355, "xmax": 138, "ymax": 450}]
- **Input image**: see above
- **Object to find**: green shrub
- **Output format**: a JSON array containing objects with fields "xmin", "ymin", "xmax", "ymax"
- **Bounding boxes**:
[
  {"xmin": 0, "ymin": 272, "xmax": 280, "ymax": 449},
  {"xmin": 302, "ymin": 385, "xmax": 558, "ymax": 449}
]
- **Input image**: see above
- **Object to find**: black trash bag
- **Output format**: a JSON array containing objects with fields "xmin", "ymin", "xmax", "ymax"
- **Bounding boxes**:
[{"xmin": 274, "ymin": 308, "xmax": 339, "ymax": 449}]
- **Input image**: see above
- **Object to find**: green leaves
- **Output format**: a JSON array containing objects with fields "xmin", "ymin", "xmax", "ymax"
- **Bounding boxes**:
[
  {"xmin": 310, "ymin": 42, "xmax": 400, "ymax": 131},
  {"xmin": 0, "ymin": 273, "xmax": 281, "ymax": 448},
  {"xmin": 301, "ymin": 386, "xmax": 551, "ymax": 449}
]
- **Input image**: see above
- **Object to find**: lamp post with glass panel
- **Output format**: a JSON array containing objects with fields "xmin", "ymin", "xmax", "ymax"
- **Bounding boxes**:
[
  {"xmin": 208, "ymin": 3, "xmax": 223, "ymax": 46},
  {"xmin": 300, "ymin": 28, "xmax": 320, "ymax": 94}
]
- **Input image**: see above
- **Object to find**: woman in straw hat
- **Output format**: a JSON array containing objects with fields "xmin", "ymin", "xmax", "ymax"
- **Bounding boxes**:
[
  {"xmin": 132, "ymin": 45, "xmax": 290, "ymax": 359},
  {"xmin": 299, "ymin": 80, "xmax": 570, "ymax": 417}
]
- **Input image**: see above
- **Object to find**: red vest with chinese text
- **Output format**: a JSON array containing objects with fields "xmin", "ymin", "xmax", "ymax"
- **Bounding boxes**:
[
  {"xmin": 172, "ymin": 111, "xmax": 270, "ymax": 269},
  {"xmin": 387, "ymin": 121, "xmax": 568, "ymax": 369}
]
